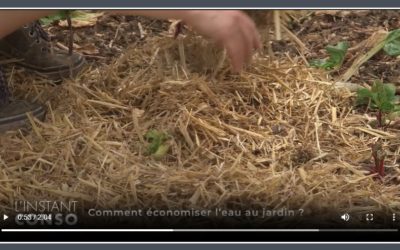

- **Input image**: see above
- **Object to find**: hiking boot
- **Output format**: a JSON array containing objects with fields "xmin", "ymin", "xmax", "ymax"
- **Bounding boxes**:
[
  {"xmin": 0, "ymin": 66, "xmax": 46, "ymax": 133},
  {"xmin": 0, "ymin": 100, "xmax": 46, "ymax": 133},
  {"xmin": 0, "ymin": 21, "xmax": 86, "ymax": 81}
]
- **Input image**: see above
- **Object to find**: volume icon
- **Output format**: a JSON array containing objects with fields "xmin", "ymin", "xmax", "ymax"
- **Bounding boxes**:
[{"xmin": 341, "ymin": 213, "xmax": 350, "ymax": 221}]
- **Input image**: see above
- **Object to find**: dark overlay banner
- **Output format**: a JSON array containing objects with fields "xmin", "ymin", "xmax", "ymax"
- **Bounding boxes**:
[{"xmin": 1, "ymin": 0, "xmax": 400, "ymax": 8}]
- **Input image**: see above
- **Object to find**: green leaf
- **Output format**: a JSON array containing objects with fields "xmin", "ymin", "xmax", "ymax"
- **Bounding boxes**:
[
  {"xmin": 383, "ymin": 29, "xmax": 400, "ymax": 56},
  {"xmin": 374, "ymin": 82, "xmax": 396, "ymax": 106},
  {"xmin": 357, "ymin": 80, "xmax": 400, "ymax": 125},
  {"xmin": 39, "ymin": 10, "xmax": 73, "ymax": 26},
  {"xmin": 40, "ymin": 13, "xmax": 67, "ymax": 26},
  {"xmin": 145, "ymin": 130, "xmax": 169, "ymax": 155},
  {"xmin": 153, "ymin": 145, "xmax": 170, "ymax": 160},
  {"xmin": 386, "ymin": 29, "xmax": 400, "ymax": 43},
  {"xmin": 370, "ymin": 93, "xmax": 379, "ymax": 108},
  {"xmin": 309, "ymin": 59, "xmax": 329, "ymax": 68},
  {"xmin": 383, "ymin": 84, "xmax": 397, "ymax": 102},
  {"xmin": 380, "ymin": 101, "xmax": 395, "ymax": 113},
  {"xmin": 356, "ymin": 81, "xmax": 400, "ymax": 114},
  {"xmin": 356, "ymin": 88, "xmax": 373, "ymax": 105},
  {"xmin": 310, "ymin": 42, "xmax": 349, "ymax": 70},
  {"xmin": 383, "ymin": 39, "xmax": 400, "ymax": 56}
]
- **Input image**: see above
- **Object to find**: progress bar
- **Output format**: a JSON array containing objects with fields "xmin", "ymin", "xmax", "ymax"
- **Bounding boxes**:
[{"xmin": 1, "ymin": 229, "xmax": 398, "ymax": 232}]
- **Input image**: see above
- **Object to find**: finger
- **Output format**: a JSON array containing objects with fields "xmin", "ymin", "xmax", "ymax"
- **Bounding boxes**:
[
  {"xmin": 226, "ymin": 39, "xmax": 245, "ymax": 72},
  {"xmin": 249, "ymin": 20, "xmax": 262, "ymax": 50},
  {"xmin": 242, "ymin": 15, "xmax": 262, "ymax": 50},
  {"xmin": 242, "ymin": 22, "xmax": 256, "ymax": 63},
  {"xmin": 237, "ymin": 20, "xmax": 254, "ymax": 63},
  {"xmin": 252, "ymin": 28, "xmax": 262, "ymax": 50},
  {"xmin": 236, "ymin": 16, "xmax": 261, "ymax": 69}
]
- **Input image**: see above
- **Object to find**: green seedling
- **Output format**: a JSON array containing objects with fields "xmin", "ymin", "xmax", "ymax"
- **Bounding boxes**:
[
  {"xmin": 310, "ymin": 41, "xmax": 349, "ymax": 70},
  {"xmin": 357, "ymin": 81, "xmax": 400, "ymax": 128},
  {"xmin": 145, "ymin": 130, "xmax": 170, "ymax": 160}
]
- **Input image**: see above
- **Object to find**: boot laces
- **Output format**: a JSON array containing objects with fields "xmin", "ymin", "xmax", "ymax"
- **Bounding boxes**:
[
  {"xmin": 30, "ymin": 21, "xmax": 50, "ymax": 42},
  {"xmin": 28, "ymin": 21, "xmax": 51, "ymax": 52}
]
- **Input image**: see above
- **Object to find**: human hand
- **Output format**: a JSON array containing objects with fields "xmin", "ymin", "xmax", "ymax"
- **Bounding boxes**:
[{"xmin": 183, "ymin": 10, "xmax": 261, "ymax": 72}]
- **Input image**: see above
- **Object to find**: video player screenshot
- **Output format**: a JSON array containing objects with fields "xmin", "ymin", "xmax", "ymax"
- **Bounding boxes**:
[{"xmin": 0, "ymin": 1, "xmax": 399, "ymax": 245}]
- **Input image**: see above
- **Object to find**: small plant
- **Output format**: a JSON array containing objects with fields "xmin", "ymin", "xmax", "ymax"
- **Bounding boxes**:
[
  {"xmin": 356, "ymin": 81, "xmax": 400, "ymax": 128},
  {"xmin": 371, "ymin": 141, "xmax": 386, "ymax": 177},
  {"xmin": 145, "ymin": 130, "xmax": 170, "ymax": 160},
  {"xmin": 310, "ymin": 41, "xmax": 349, "ymax": 70}
]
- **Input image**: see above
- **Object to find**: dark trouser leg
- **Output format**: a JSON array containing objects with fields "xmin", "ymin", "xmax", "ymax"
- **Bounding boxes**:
[
  {"xmin": 0, "ymin": 66, "xmax": 10, "ymax": 106},
  {"xmin": 0, "ymin": 67, "xmax": 46, "ymax": 132}
]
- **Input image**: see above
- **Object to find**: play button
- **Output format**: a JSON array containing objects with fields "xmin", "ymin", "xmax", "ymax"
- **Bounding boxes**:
[{"xmin": 3, "ymin": 214, "xmax": 8, "ymax": 221}]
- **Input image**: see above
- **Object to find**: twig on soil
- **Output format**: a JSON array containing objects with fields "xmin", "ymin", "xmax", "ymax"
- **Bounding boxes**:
[
  {"xmin": 273, "ymin": 11, "xmax": 282, "ymax": 41},
  {"xmin": 109, "ymin": 23, "xmax": 122, "ymax": 48},
  {"xmin": 212, "ymin": 49, "xmax": 227, "ymax": 79},
  {"xmin": 281, "ymin": 25, "xmax": 308, "ymax": 52},
  {"xmin": 339, "ymin": 30, "xmax": 388, "ymax": 82},
  {"xmin": 265, "ymin": 12, "xmax": 274, "ymax": 59},
  {"xmin": 66, "ymin": 12, "xmax": 74, "ymax": 56},
  {"xmin": 56, "ymin": 42, "xmax": 69, "ymax": 51},
  {"xmin": 138, "ymin": 22, "xmax": 145, "ymax": 39},
  {"xmin": 334, "ymin": 81, "xmax": 364, "ymax": 92},
  {"xmin": 353, "ymin": 126, "xmax": 395, "ymax": 139},
  {"xmin": 178, "ymin": 38, "xmax": 188, "ymax": 74}
]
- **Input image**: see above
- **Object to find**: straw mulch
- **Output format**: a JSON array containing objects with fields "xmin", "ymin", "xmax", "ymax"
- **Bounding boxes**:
[{"xmin": 0, "ymin": 32, "xmax": 400, "ymax": 223}]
